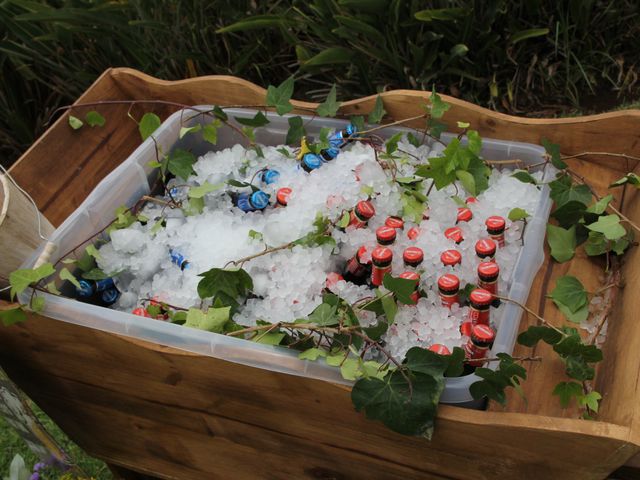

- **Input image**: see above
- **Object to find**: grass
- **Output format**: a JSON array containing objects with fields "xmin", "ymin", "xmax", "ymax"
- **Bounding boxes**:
[{"xmin": 0, "ymin": 402, "xmax": 111, "ymax": 479}]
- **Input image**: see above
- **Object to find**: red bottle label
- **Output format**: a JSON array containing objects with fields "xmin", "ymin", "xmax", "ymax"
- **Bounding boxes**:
[
  {"xmin": 468, "ymin": 306, "xmax": 490, "ymax": 326},
  {"xmin": 478, "ymin": 278, "xmax": 497, "ymax": 296},
  {"xmin": 345, "ymin": 256, "xmax": 366, "ymax": 277},
  {"xmin": 371, "ymin": 265, "xmax": 391, "ymax": 286},
  {"xmin": 439, "ymin": 292, "xmax": 459, "ymax": 308},
  {"xmin": 490, "ymin": 233, "xmax": 505, "ymax": 247},
  {"xmin": 348, "ymin": 210, "xmax": 367, "ymax": 229},
  {"xmin": 464, "ymin": 341, "xmax": 489, "ymax": 366}
]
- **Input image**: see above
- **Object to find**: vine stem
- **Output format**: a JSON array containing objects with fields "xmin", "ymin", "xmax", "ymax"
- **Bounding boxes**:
[
  {"xmin": 470, "ymin": 356, "xmax": 542, "ymax": 364},
  {"xmin": 358, "ymin": 113, "xmax": 428, "ymax": 136},
  {"xmin": 225, "ymin": 242, "xmax": 294, "ymax": 268},
  {"xmin": 566, "ymin": 168, "xmax": 640, "ymax": 234},
  {"xmin": 561, "ymin": 151, "xmax": 640, "ymax": 163},
  {"xmin": 494, "ymin": 294, "xmax": 565, "ymax": 336}
]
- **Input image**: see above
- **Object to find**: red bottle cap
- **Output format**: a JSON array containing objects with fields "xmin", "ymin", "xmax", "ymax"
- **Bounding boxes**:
[
  {"xmin": 438, "ymin": 273, "xmax": 460, "ymax": 292},
  {"xmin": 471, "ymin": 324, "xmax": 495, "ymax": 343},
  {"xmin": 444, "ymin": 226, "xmax": 464, "ymax": 243},
  {"xmin": 407, "ymin": 227, "xmax": 420, "ymax": 240},
  {"xmin": 355, "ymin": 200, "xmax": 375, "ymax": 220},
  {"xmin": 276, "ymin": 187, "xmax": 292, "ymax": 206},
  {"xmin": 371, "ymin": 247, "xmax": 393, "ymax": 266},
  {"xmin": 478, "ymin": 262, "xmax": 500, "ymax": 279},
  {"xmin": 356, "ymin": 245, "xmax": 370, "ymax": 264},
  {"xmin": 460, "ymin": 321, "xmax": 473, "ymax": 337},
  {"xmin": 440, "ymin": 249, "xmax": 462, "ymax": 266},
  {"xmin": 376, "ymin": 226, "xmax": 397, "ymax": 244},
  {"xmin": 470, "ymin": 288, "xmax": 493, "ymax": 306},
  {"xmin": 132, "ymin": 307, "xmax": 151, "ymax": 318},
  {"xmin": 399, "ymin": 271, "xmax": 420, "ymax": 282},
  {"xmin": 466, "ymin": 197, "xmax": 478, "ymax": 204},
  {"xmin": 486, "ymin": 215, "xmax": 506, "ymax": 233},
  {"xmin": 475, "ymin": 238, "xmax": 497, "ymax": 257},
  {"xmin": 428, "ymin": 344, "xmax": 451, "ymax": 356},
  {"xmin": 457, "ymin": 207, "xmax": 473, "ymax": 223},
  {"xmin": 403, "ymin": 246, "xmax": 424, "ymax": 266},
  {"xmin": 325, "ymin": 272, "xmax": 344, "ymax": 289},
  {"xmin": 385, "ymin": 216, "xmax": 404, "ymax": 229}
]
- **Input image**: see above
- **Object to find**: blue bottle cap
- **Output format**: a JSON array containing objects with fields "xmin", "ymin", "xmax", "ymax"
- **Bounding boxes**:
[
  {"xmin": 302, "ymin": 153, "xmax": 322, "ymax": 171},
  {"xmin": 262, "ymin": 169, "xmax": 280, "ymax": 185},
  {"xmin": 95, "ymin": 277, "xmax": 115, "ymax": 292},
  {"xmin": 234, "ymin": 192, "xmax": 252, "ymax": 212},
  {"xmin": 346, "ymin": 123, "xmax": 357, "ymax": 136},
  {"xmin": 250, "ymin": 190, "xmax": 270, "ymax": 210},
  {"xmin": 77, "ymin": 279, "xmax": 94, "ymax": 298},
  {"xmin": 101, "ymin": 288, "xmax": 120, "ymax": 305},
  {"xmin": 321, "ymin": 147, "xmax": 340, "ymax": 161}
]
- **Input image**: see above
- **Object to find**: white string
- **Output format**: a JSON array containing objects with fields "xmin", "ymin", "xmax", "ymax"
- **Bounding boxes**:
[{"xmin": 1, "ymin": 164, "xmax": 50, "ymax": 293}]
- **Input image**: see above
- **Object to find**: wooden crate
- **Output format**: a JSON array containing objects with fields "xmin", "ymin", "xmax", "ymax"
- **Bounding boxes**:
[{"xmin": 2, "ymin": 68, "xmax": 640, "ymax": 479}]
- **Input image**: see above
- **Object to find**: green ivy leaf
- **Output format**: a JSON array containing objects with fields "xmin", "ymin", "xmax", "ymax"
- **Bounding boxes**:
[
  {"xmin": 30, "ymin": 296, "xmax": 45, "ymax": 313},
  {"xmin": 167, "ymin": 148, "xmax": 196, "ymax": 180},
  {"xmin": 427, "ymin": 118, "xmax": 447, "ymax": 138},
  {"xmin": 139, "ymin": 112, "xmax": 161, "ymax": 141},
  {"xmin": 59, "ymin": 267, "xmax": 81, "ymax": 289},
  {"xmin": 68, "ymin": 115, "xmax": 83, "ymax": 130},
  {"xmin": 184, "ymin": 307, "xmax": 230, "ymax": 333},
  {"xmin": 556, "ymin": 303, "xmax": 589, "ymax": 323},
  {"xmin": 551, "ymin": 200, "xmax": 587, "ymax": 229},
  {"xmin": 212, "ymin": 106, "xmax": 228, "ymax": 121},
  {"xmin": 299, "ymin": 347, "xmax": 327, "ymax": 361},
  {"xmin": 517, "ymin": 325, "xmax": 563, "ymax": 347},
  {"xmin": 385, "ymin": 132, "xmax": 403, "ymax": 155},
  {"xmin": 542, "ymin": 139, "xmax": 566, "ymax": 169},
  {"xmin": 9, "ymin": 263, "xmax": 56, "ymax": 300},
  {"xmin": 188, "ymin": 182, "xmax": 223, "ymax": 199},
  {"xmin": 445, "ymin": 347, "xmax": 466, "ymax": 377},
  {"xmin": 406, "ymin": 132, "xmax": 421, "ymax": 148},
  {"xmin": 547, "ymin": 276, "xmax": 588, "ymax": 315},
  {"xmin": 508, "ymin": 208, "xmax": 530, "ymax": 222},
  {"xmin": 202, "ymin": 121, "xmax": 220, "ymax": 145},
  {"xmin": 81, "ymin": 268, "xmax": 109, "ymax": 281},
  {"xmin": 285, "ymin": 116, "xmax": 306, "ymax": 145},
  {"xmin": 404, "ymin": 347, "xmax": 449, "ymax": 377},
  {"xmin": 317, "ymin": 84, "xmax": 340, "ymax": 117},
  {"xmin": 466, "ymin": 130, "xmax": 481, "ymax": 155},
  {"xmin": 511, "ymin": 170, "xmax": 538, "ymax": 185},
  {"xmin": 368, "ymin": 95, "xmax": 386, "ymax": 124},
  {"xmin": 455, "ymin": 170, "xmax": 476, "ymax": 195},
  {"xmin": 351, "ymin": 370, "xmax": 443, "ymax": 437},
  {"xmin": 0, "ymin": 306, "xmax": 27, "ymax": 326},
  {"xmin": 610, "ymin": 173, "xmax": 640, "ymax": 188},
  {"xmin": 85, "ymin": 111, "xmax": 105, "ymax": 127},
  {"xmin": 457, "ymin": 121, "xmax": 470, "ymax": 129},
  {"xmin": 266, "ymin": 76, "xmax": 295, "ymax": 115},
  {"xmin": 350, "ymin": 115, "xmax": 365, "ymax": 132},
  {"xmin": 383, "ymin": 274, "xmax": 418, "ymax": 305},
  {"xmin": 179, "ymin": 124, "xmax": 202, "ymax": 139},
  {"xmin": 337, "ymin": 211, "xmax": 351, "ymax": 229},
  {"xmin": 253, "ymin": 332, "xmax": 285, "ymax": 345},
  {"xmin": 45, "ymin": 281, "xmax": 61, "ymax": 295},
  {"xmin": 579, "ymin": 391, "xmax": 602, "ymax": 413},
  {"xmin": 546, "ymin": 224, "xmax": 577, "ymax": 263},
  {"xmin": 585, "ymin": 214, "xmax": 626, "ymax": 240},
  {"xmin": 553, "ymin": 381, "xmax": 583, "ymax": 408},
  {"xmin": 380, "ymin": 291, "xmax": 398, "ymax": 325},
  {"xmin": 549, "ymin": 175, "xmax": 592, "ymax": 208},
  {"xmin": 585, "ymin": 194, "xmax": 613, "ymax": 215},
  {"xmin": 85, "ymin": 244, "xmax": 101, "ymax": 260},
  {"xmin": 469, "ymin": 354, "xmax": 527, "ymax": 405},
  {"xmin": 235, "ymin": 111, "xmax": 270, "ymax": 128},
  {"xmin": 184, "ymin": 197, "xmax": 204, "ymax": 216},
  {"xmin": 401, "ymin": 193, "xmax": 425, "ymax": 223},
  {"xmin": 428, "ymin": 87, "xmax": 450, "ymax": 119},
  {"xmin": 197, "ymin": 268, "xmax": 253, "ymax": 303},
  {"xmin": 307, "ymin": 302, "xmax": 339, "ymax": 326},
  {"xmin": 339, "ymin": 357, "xmax": 361, "ymax": 381},
  {"xmin": 248, "ymin": 229, "xmax": 263, "ymax": 241}
]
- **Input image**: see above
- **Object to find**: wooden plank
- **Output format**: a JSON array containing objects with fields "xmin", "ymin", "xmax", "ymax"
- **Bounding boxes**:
[{"xmin": 0, "ymin": 315, "xmax": 635, "ymax": 480}]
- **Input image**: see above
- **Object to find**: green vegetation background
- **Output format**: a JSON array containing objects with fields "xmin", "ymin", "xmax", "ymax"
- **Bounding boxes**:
[
  {"xmin": 2, "ymin": 0, "xmax": 640, "ymax": 166},
  {"xmin": 1, "ymin": 0, "xmax": 639, "ymax": 476}
]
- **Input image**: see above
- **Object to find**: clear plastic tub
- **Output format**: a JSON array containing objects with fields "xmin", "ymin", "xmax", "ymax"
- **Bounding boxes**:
[{"xmin": 21, "ymin": 108, "xmax": 554, "ymax": 406}]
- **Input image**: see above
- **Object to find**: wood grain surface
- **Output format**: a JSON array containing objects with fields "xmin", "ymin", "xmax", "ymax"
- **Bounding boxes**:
[{"xmin": 3, "ymin": 68, "xmax": 640, "ymax": 479}]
